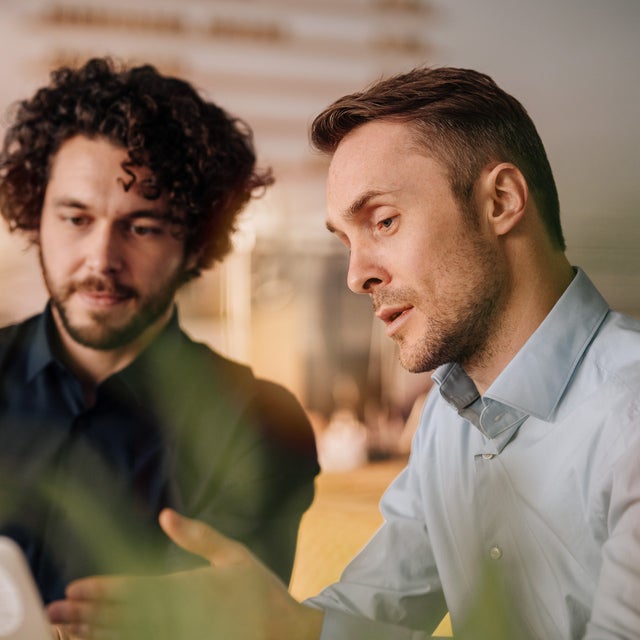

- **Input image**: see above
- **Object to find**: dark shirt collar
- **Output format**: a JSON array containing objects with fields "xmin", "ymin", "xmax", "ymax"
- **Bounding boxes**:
[
  {"xmin": 25, "ymin": 303, "xmax": 183, "ymax": 398},
  {"xmin": 111, "ymin": 309, "xmax": 183, "ymax": 408},
  {"xmin": 26, "ymin": 304, "xmax": 58, "ymax": 382}
]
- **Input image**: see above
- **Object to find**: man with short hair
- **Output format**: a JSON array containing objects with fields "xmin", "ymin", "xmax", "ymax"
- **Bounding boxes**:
[
  {"xmin": 50, "ymin": 66, "xmax": 640, "ymax": 639},
  {"xmin": 0, "ymin": 57, "xmax": 318, "ymax": 607}
]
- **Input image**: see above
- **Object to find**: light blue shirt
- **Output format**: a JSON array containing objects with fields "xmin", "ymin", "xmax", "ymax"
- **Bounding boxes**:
[{"xmin": 307, "ymin": 269, "xmax": 640, "ymax": 639}]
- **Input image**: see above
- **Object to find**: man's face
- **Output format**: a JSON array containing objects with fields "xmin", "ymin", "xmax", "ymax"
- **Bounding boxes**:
[
  {"xmin": 325, "ymin": 120, "xmax": 507, "ymax": 373},
  {"xmin": 39, "ymin": 135, "xmax": 191, "ymax": 351}
]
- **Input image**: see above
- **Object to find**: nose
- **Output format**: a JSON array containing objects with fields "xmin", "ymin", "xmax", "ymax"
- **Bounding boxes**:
[
  {"xmin": 346, "ymin": 245, "xmax": 388, "ymax": 294},
  {"xmin": 86, "ymin": 223, "xmax": 123, "ymax": 274}
]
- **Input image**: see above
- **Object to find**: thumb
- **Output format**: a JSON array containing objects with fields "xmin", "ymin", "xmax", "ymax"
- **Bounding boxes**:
[{"xmin": 159, "ymin": 509, "xmax": 250, "ymax": 567}]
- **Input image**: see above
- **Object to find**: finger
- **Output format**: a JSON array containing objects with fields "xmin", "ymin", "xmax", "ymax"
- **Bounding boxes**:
[
  {"xmin": 48, "ymin": 600, "xmax": 96, "ymax": 625},
  {"xmin": 64, "ymin": 575, "xmax": 130, "ymax": 602},
  {"xmin": 159, "ymin": 508, "xmax": 249, "ymax": 566},
  {"xmin": 47, "ymin": 599, "xmax": 118, "ymax": 627},
  {"xmin": 49, "ymin": 597, "xmax": 155, "ymax": 640}
]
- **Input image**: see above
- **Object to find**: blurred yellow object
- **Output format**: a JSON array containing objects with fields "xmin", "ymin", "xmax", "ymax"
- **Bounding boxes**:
[
  {"xmin": 290, "ymin": 459, "xmax": 452, "ymax": 637},
  {"xmin": 433, "ymin": 613, "xmax": 452, "ymax": 636}
]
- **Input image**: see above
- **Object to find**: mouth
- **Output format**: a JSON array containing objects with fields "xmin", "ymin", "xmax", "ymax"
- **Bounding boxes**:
[
  {"xmin": 376, "ymin": 304, "xmax": 414, "ymax": 335},
  {"xmin": 81, "ymin": 290, "xmax": 129, "ymax": 300},
  {"xmin": 73, "ymin": 279, "xmax": 136, "ymax": 307},
  {"xmin": 77, "ymin": 291, "xmax": 132, "ymax": 310}
]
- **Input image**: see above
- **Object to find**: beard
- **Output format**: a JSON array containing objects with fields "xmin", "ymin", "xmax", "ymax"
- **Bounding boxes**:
[
  {"xmin": 41, "ymin": 263, "xmax": 184, "ymax": 351},
  {"xmin": 373, "ymin": 237, "xmax": 507, "ymax": 374}
]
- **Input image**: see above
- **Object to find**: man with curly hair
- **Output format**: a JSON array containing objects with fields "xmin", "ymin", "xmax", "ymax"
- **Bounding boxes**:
[{"xmin": 0, "ymin": 57, "xmax": 318, "ymax": 608}]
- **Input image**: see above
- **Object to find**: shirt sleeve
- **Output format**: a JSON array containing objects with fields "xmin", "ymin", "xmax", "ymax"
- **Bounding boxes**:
[
  {"xmin": 233, "ymin": 379, "xmax": 319, "ymax": 583},
  {"xmin": 155, "ymin": 337, "xmax": 319, "ymax": 586},
  {"xmin": 585, "ymin": 439, "xmax": 640, "ymax": 638},
  {"xmin": 315, "ymin": 608, "xmax": 432, "ymax": 640},
  {"xmin": 304, "ymin": 434, "xmax": 448, "ymax": 637}
]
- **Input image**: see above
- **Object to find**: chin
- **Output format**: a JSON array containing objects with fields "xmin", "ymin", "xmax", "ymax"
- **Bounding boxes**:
[
  {"xmin": 398, "ymin": 351, "xmax": 428, "ymax": 374},
  {"xmin": 397, "ymin": 338, "xmax": 445, "ymax": 374}
]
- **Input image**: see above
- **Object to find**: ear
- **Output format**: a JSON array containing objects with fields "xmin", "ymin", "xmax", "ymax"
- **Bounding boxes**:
[
  {"xmin": 185, "ymin": 251, "xmax": 200, "ymax": 272},
  {"xmin": 182, "ymin": 247, "xmax": 203, "ymax": 281},
  {"xmin": 28, "ymin": 228, "xmax": 41, "ymax": 247},
  {"xmin": 480, "ymin": 163, "xmax": 529, "ymax": 237}
]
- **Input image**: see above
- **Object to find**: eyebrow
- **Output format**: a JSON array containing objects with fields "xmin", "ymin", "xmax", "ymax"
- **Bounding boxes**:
[
  {"xmin": 51, "ymin": 197, "xmax": 88, "ymax": 210},
  {"xmin": 326, "ymin": 189, "xmax": 384, "ymax": 233},
  {"xmin": 51, "ymin": 197, "xmax": 182, "ymax": 224}
]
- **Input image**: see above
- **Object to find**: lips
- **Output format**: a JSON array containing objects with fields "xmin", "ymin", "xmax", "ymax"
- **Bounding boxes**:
[
  {"xmin": 72, "ymin": 278, "xmax": 136, "ymax": 307},
  {"xmin": 76, "ymin": 290, "xmax": 131, "ymax": 311},
  {"xmin": 377, "ymin": 304, "xmax": 412, "ymax": 324},
  {"xmin": 375, "ymin": 304, "xmax": 414, "ymax": 337},
  {"xmin": 81, "ymin": 290, "xmax": 128, "ymax": 301}
]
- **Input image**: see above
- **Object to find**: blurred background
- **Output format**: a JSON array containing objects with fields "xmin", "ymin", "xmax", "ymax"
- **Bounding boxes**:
[
  {"xmin": 0, "ymin": 0, "xmax": 638, "ymax": 625},
  {"xmin": 1, "ymin": 0, "xmax": 638, "ymax": 467}
]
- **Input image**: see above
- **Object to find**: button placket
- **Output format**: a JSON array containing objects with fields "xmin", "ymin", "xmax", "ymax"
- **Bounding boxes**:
[{"xmin": 474, "ymin": 440, "xmax": 508, "ymax": 575}]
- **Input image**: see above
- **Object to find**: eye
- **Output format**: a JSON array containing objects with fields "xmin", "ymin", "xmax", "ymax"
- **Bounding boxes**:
[
  {"xmin": 377, "ymin": 216, "xmax": 397, "ymax": 232},
  {"xmin": 63, "ymin": 214, "xmax": 90, "ymax": 227},
  {"xmin": 132, "ymin": 224, "xmax": 162, "ymax": 236},
  {"xmin": 124, "ymin": 221, "xmax": 165, "ymax": 237}
]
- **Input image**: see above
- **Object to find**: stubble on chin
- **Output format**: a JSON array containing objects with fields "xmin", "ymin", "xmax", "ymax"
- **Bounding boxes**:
[
  {"xmin": 393, "ymin": 277, "xmax": 507, "ymax": 375},
  {"xmin": 45, "ymin": 275, "xmax": 175, "ymax": 352}
]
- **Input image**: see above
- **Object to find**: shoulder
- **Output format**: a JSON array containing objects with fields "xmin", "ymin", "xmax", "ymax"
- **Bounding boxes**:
[
  {"xmin": 157, "ymin": 328, "xmax": 257, "ymax": 397},
  {"xmin": 585, "ymin": 310, "xmax": 640, "ymax": 389},
  {"xmin": 250, "ymin": 378, "xmax": 317, "ymax": 453},
  {"xmin": 0, "ymin": 314, "xmax": 41, "ymax": 365},
  {"xmin": 171, "ymin": 330, "xmax": 318, "ymax": 457},
  {"xmin": 555, "ymin": 311, "xmax": 640, "ymax": 462},
  {"xmin": 0, "ymin": 314, "xmax": 38, "ymax": 342},
  {"xmin": 597, "ymin": 310, "xmax": 640, "ymax": 351}
]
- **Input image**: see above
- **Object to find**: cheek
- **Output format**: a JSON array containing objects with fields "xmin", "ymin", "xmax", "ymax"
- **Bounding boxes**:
[
  {"xmin": 43, "ymin": 242, "xmax": 82, "ymax": 275},
  {"xmin": 38, "ymin": 236, "xmax": 65, "ymax": 276},
  {"xmin": 38, "ymin": 222, "xmax": 73, "ymax": 267},
  {"xmin": 136, "ymin": 247, "xmax": 186, "ymax": 282}
]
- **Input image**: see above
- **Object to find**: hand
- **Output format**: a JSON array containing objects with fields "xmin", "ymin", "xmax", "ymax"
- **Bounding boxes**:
[{"xmin": 47, "ymin": 509, "xmax": 324, "ymax": 640}]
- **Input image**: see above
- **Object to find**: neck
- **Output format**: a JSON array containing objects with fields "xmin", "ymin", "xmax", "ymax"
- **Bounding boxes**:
[
  {"xmin": 51, "ymin": 306, "xmax": 173, "ymax": 406},
  {"xmin": 464, "ymin": 250, "xmax": 575, "ymax": 396}
]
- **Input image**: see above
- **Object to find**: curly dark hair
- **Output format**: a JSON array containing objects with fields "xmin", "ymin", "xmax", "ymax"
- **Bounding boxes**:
[
  {"xmin": 0, "ymin": 57, "xmax": 273, "ymax": 278},
  {"xmin": 311, "ymin": 66, "xmax": 564, "ymax": 250}
]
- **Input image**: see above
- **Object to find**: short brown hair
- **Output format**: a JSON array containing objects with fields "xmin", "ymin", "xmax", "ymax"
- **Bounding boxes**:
[{"xmin": 311, "ymin": 66, "xmax": 564, "ymax": 250}]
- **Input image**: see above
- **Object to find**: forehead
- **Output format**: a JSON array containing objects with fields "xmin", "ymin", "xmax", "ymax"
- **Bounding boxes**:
[
  {"xmin": 50, "ymin": 135, "xmax": 125, "ymax": 174},
  {"xmin": 47, "ymin": 135, "xmax": 164, "ymax": 204},
  {"xmin": 327, "ymin": 120, "xmax": 416, "ymax": 186},
  {"xmin": 325, "ymin": 120, "xmax": 449, "ymax": 222}
]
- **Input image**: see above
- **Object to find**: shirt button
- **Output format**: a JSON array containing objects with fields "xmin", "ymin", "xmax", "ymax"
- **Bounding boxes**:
[
  {"xmin": 489, "ymin": 546, "xmax": 503, "ymax": 560},
  {"xmin": 482, "ymin": 453, "xmax": 495, "ymax": 460}
]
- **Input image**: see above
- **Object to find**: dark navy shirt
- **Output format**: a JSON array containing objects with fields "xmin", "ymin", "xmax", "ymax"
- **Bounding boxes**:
[{"xmin": 0, "ymin": 306, "xmax": 318, "ymax": 603}]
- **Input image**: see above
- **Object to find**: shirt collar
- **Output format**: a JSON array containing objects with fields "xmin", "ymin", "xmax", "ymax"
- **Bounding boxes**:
[
  {"xmin": 108, "ymin": 308, "xmax": 183, "ymax": 406},
  {"xmin": 25, "ymin": 303, "xmax": 184, "ymax": 394},
  {"xmin": 26, "ymin": 304, "xmax": 58, "ymax": 382},
  {"xmin": 433, "ymin": 268, "xmax": 609, "ymax": 432},
  {"xmin": 483, "ymin": 268, "xmax": 609, "ymax": 420}
]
